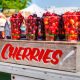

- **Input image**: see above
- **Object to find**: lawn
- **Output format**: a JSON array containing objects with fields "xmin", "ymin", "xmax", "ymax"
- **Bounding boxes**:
[{"xmin": 0, "ymin": 72, "xmax": 11, "ymax": 80}]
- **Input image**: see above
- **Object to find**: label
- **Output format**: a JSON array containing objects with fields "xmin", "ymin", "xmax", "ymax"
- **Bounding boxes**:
[{"xmin": 1, "ymin": 43, "xmax": 63, "ymax": 65}]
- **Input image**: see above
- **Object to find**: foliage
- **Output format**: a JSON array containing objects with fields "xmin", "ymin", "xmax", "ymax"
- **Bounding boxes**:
[
  {"xmin": 0, "ymin": 0, "xmax": 32, "ymax": 10},
  {"xmin": 0, "ymin": 0, "xmax": 2, "ymax": 8}
]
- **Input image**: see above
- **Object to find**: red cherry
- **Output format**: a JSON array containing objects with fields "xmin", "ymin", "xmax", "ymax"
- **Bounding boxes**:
[
  {"xmin": 15, "ymin": 31, "xmax": 20, "ymax": 34},
  {"xmin": 16, "ymin": 35, "xmax": 20, "ymax": 39},
  {"xmin": 12, "ymin": 36, "xmax": 17, "ymax": 39},
  {"xmin": 28, "ymin": 15, "xmax": 33, "ymax": 20},
  {"xmin": 17, "ymin": 13, "xmax": 22, "ymax": 17},
  {"xmin": 49, "ymin": 17, "xmax": 54, "ymax": 23},
  {"xmin": 49, "ymin": 26, "xmax": 56, "ymax": 31},
  {"xmin": 45, "ymin": 25, "xmax": 49, "ymax": 29},
  {"xmin": 44, "ymin": 17, "xmax": 48, "ymax": 21},
  {"xmin": 55, "ymin": 22, "xmax": 58, "ymax": 26},
  {"xmin": 75, "ymin": 22, "xmax": 79, "ymax": 27},
  {"xmin": 52, "ymin": 30, "xmax": 56, "ymax": 34},
  {"xmin": 73, "ymin": 16, "xmax": 78, "ymax": 21},
  {"xmin": 69, "ymin": 19, "xmax": 75, "ymax": 25},
  {"xmin": 53, "ymin": 16, "xmax": 58, "ymax": 21},
  {"xmin": 10, "ymin": 18, "xmax": 15, "ymax": 22},
  {"xmin": 70, "ymin": 30, "xmax": 75, "ymax": 34},
  {"xmin": 49, "ymin": 26, "xmax": 53, "ymax": 30},
  {"xmin": 12, "ymin": 14, "xmax": 17, "ymax": 18},
  {"xmin": 29, "ymin": 26, "xmax": 32, "ymax": 30},
  {"xmin": 52, "ymin": 23, "xmax": 56, "ymax": 27},
  {"xmin": 33, "ymin": 30, "xmax": 36, "ymax": 34},
  {"xmin": 65, "ymin": 22, "xmax": 69, "ymax": 26},
  {"xmin": 44, "ymin": 21, "xmax": 49, "ymax": 25},
  {"xmin": 45, "ymin": 12, "xmax": 51, "ymax": 16},
  {"xmin": 13, "ymin": 28, "xmax": 19, "ymax": 33},
  {"xmin": 66, "ymin": 28, "xmax": 70, "ymax": 32}
]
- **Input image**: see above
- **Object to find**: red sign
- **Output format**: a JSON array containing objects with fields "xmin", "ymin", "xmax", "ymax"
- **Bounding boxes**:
[{"xmin": 1, "ymin": 44, "xmax": 63, "ymax": 65}]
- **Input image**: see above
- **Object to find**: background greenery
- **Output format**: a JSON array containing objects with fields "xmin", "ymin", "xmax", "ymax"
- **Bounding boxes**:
[{"xmin": 0, "ymin": 0, "xmax": 32, "ymax": 10}]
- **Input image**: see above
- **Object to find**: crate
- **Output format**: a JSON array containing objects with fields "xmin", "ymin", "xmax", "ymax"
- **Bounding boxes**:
[{"xmin": 0, "ymin": 40, "xmax": 80, "ymax": 72}]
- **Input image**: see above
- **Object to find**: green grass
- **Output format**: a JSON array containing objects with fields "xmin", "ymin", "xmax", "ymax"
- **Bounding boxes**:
[{"xmin": 0, "ymin": 72, "xmax": 11, "ymax": 80}]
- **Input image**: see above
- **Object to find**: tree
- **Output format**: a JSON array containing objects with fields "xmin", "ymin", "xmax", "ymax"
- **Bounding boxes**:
[
  {"xmin": 0, "ymin": 0, "xmax": 32, "ymax": 10},
  {"xmin": 0, "ymin": 0, "xmax": 2, "ymax": 8}
]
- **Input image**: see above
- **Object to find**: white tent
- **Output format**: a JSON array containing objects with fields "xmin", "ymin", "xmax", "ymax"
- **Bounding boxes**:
[
  {"xmin": 21, "ymin": 4, "xmax": 45, "ymax": 17},
  {"xmin": 47, "ymin": 6, "xmax": 55, "ymax": 13},
  {"xmin": 47, "ymin": 7, "xmax": 79, "ymax": 15}
]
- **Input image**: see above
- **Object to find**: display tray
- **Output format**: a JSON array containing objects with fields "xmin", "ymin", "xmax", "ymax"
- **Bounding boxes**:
[
  {"xmin": 0, "ymin": 39, "xmax": 79, "ymax": 44},
  {"xmin": 0, "ymin": 40, "xmax": 80, "ymax": 72}
]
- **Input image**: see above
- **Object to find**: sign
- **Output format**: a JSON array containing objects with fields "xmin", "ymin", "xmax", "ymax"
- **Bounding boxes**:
[
  {"xmin": 1, "ymin": 43, "xmax": 63, "ymax": 65},
  {"xmin": 0, "ymin": 40, "xmax": 78, "ymax": 72}
]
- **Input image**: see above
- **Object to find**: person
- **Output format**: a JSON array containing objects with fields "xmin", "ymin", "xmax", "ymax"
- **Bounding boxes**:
[
  {"xmin": 4, "ymin": 17, "xmax": 11, "ymax": 39},
  {"xmin": 20, "ymin": 21, "xmax": 26, "ymax": 40},
  {"xmin": 0, "ymin": 17, "xmax": 6, "ymax": 39}
]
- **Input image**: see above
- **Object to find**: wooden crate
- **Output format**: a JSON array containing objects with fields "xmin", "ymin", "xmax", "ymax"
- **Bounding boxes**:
[{"xmin": 0, "ymin": 40, "xmax": 80, "ymax": 72}]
